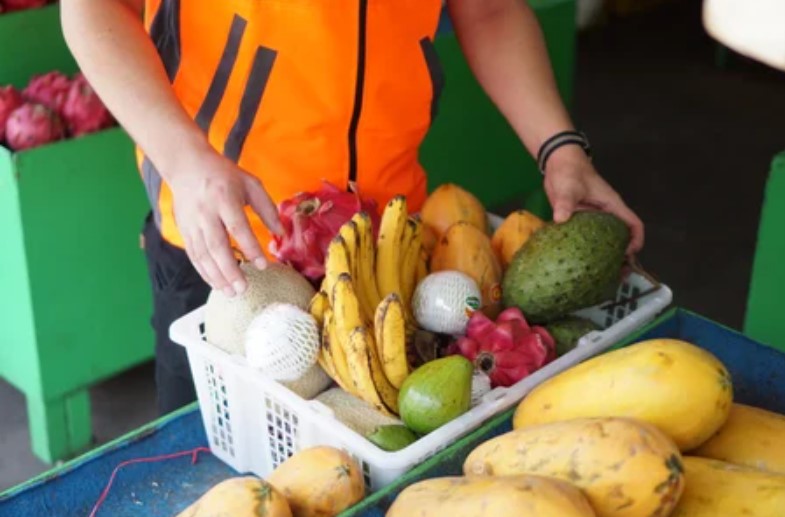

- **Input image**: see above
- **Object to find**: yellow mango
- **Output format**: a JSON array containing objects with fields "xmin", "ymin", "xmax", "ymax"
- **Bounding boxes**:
[
  {"xmin": 513, "ymin": 338, "xmax": 733, "ymax": 451},
  {"xmin": 268, "ymin": 446, "xmax": 365, "ymax": 517},
  {"xmin": 176, "ymin": 477, "xmax": 292, "ymax": 517}
]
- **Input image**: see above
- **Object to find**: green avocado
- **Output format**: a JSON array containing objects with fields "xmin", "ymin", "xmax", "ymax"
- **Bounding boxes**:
[{"xmin": 398, "ymin": 356, "xmax": 473, "ymax": 435}]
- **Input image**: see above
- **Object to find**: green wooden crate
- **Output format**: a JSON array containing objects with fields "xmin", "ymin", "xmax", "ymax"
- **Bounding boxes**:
[{"xmin": 0, "ymin": 5, "xmax": 154, "ymax": 464}]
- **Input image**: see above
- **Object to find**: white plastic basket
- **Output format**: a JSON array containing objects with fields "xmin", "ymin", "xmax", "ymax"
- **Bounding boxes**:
[{"xmin": 169, "ymin": 215, "xmax": 672, "ymax": 491}]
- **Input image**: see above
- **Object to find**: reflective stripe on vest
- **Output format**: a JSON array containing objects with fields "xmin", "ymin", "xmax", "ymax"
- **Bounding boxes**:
[{"xmin": 139, "ymin": 0, "xmax": 445, "ymax": 253}]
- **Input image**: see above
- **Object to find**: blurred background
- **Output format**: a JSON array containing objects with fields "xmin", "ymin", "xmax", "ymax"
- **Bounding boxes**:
[{"xmin": 1, "ymin": 0, "xmax": 783, "ymax": 492}]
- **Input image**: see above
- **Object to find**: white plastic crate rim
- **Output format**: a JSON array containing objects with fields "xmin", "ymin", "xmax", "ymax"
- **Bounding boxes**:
[{"xmin": 170, "ymin": 214, "xmax": 673, "ymax": 491}]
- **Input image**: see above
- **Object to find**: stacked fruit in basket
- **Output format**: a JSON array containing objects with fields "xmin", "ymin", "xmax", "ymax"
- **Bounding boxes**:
[
  {"xmin": 202, "ymin": 180, "xmax": 641, "ymax": 451},
  {"xmin": 0, "ymin": 71, "xmax": 115, "ymax": 152},
  {"xmin": 387, "ymin": 337, "xmax": 785, "ymax": 517}
]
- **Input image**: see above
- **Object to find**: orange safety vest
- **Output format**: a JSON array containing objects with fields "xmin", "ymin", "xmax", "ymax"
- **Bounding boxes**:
[{"xmin": 139, "ymin": 0, "xmax": 445, "ymax": 254}]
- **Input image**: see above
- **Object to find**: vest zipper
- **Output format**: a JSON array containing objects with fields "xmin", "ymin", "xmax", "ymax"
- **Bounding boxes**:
[{"xmin": 347, "ymin": 0, "xmax": 368, "ymax": 185}]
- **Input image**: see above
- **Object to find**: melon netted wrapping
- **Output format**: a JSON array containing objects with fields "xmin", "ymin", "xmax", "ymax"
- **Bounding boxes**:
[{"xmin": 245, "ymin": 303, "xmax": 321, "ymax": 381}]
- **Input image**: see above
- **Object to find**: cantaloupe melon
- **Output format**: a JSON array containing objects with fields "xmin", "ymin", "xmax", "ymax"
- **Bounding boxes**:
[
  {"xmin": 282, "ymin": 364, "xmax": 333, "ymax": 400},
  {"xmin": 314, "ymin": 388, "xmax": 402, "ymax": 436},
  {"xmin": 204, "ymin": 262, "xmax": 316, "ymax": 356}
]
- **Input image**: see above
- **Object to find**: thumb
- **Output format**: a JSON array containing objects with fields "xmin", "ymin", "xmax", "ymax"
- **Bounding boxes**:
[
  {"xmin": 552, "ymin": 195, "xmax": 576, "ymax": 224},
  {"xmin": 244, "ymin": 175, "xmax": 284, "ymax": 236}
]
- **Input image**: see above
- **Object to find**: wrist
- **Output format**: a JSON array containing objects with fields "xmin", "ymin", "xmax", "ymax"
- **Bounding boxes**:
[
  {"xmin": 158, "ymin": 129, "xmax": 214, "ymax": 187},
  {"xmin": 537, "ymin": 129, "xmax": 592, "ymax": 175},
  {"xmin": 547, "ymin": 144, "xmax": 590, "ymax": 170}
]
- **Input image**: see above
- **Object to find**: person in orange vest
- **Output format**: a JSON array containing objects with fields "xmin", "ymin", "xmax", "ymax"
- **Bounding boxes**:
[{"xmin": 62, "ymin": 0, "xmax": 644, "ymax": 415}]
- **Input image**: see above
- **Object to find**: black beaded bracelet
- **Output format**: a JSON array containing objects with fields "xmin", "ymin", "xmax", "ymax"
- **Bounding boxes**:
[{"xmin": 537, "ymin": 130, "xmax": 592, "ymax": 175}]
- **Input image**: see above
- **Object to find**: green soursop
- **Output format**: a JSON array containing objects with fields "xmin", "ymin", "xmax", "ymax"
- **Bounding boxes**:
[
  {"xmin": 545, "ymin": 316, "xmax": 601, "ymax": 356},
  {"xmin": 502, "ymin": 211, "xmax": 629, "ymax": 323}
]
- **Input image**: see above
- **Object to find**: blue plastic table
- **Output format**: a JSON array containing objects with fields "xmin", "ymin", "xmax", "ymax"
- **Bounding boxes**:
[{"xmin": 0, "ymin": 407, "xmax": 235, "ymax": 517}]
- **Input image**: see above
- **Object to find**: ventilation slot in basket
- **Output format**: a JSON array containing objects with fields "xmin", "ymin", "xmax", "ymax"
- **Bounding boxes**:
[
  {"xmin": 601, "ymin": 281, "xmax": 642, "ymax": 328},
  {"xmin": 265, "ymin": 396, "xmax": 298, "ymax": 468},
  {"xmin": 206, "ymin": 362, "xmax": 234, "ymax": 457}
]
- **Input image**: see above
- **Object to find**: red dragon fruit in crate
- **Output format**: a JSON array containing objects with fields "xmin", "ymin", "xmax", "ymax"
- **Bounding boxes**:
[
  {"xmin": 448, "ymin": 307, "xmax": 556, "ymax": 388},
  {"xmin": 3, "ymin": 0, "xmax": 48, "ymax": 11},
  {"xmin": 22, "ymin": 71, "xmax": 72, "ymax": 114},
  {"xmin": 269, "ymin": 181, "xmax": 380, "ymax": 282},
  {"xmin": 0, "ymin": 86, "xmax": 24, "ymax": 142},
  {"xmin": 62, "ymin": 73, "xmax": 115, "ymax": 136},
  {"xmin": 5, "ymin": 103, "xmax": 65, "ymax": 151}
]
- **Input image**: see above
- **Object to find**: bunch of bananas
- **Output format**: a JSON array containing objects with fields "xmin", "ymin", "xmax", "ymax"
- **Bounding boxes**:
[{"xmin": 308, "ymin": 196, "xmax": 427, "ymax": 416}]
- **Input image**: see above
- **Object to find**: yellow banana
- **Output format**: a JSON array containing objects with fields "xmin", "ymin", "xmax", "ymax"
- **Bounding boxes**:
[
  {"xmin": 374, "ymin": 293, "xmax": 410, "ymax": 390},
  {"xmin": 324, "ymin": 236, "xmax": 351, "ymax": 306},
  {"xmin": 400, "ymin": 218, "xmax": 422, "ymax": 306},
  {"xmin": 352, "ymin": 212, "xmax": 382, "ymax": 317},
  {"xmin": 338, "ymin": 220, "xmax": 360, "ymax": 282},
  {"xmin": 340, "ymin": 219, "xmax": 374, "ymax": 325},
  {"xmin": 325, "ymin": 309, "xmax": 354, "ymax": 393},
  {"xmin": 308, "ymin": 291, "xmax": 330, "ymax": 328},
  {"xmin": 364, "ymin": 329, "xmax": 399, "ymax": 414},
  {"xmin": 344, "ymin": 326, "xmax": 390, "ymax": 415},
  {"xmin": 376, "ymin": 196, "xmax": 408, "ymax": 299},
  {"xmin": 318, "ymin": 307, "xmax": 337, "ymax": 377}
]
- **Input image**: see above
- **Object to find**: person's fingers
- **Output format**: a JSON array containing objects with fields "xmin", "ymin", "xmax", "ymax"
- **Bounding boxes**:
[
  {"xmin": 244, "ymin": 175, "xmax": 283, "ymax": 237},
  {"xmin": 187, "ymin": 229, "xmax": 232, "ymax": 294},
  {"xmin": 549, "ymin": 182, "xmax": 580, "ymax": 224},
  {"xmin": 607, "ymin": 201, "xmax": 645, "ymax": 254},
  {"xmin": 219, "ymin": 200, "xmax": 266, "ymax": 270},
  {"xmin": 201, "ymin": 217, "xmax": 247, "ymax": 295},
  {"xmin": 183, "ymin": 240, "xmax": 212, "ymax": 288}
]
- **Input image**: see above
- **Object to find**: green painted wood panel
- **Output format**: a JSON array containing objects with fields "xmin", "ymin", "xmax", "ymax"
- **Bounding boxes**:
[
  {"xmin": 744, "ymin": 151, "xmax": 785, "ymax": 352},
  {"xmin": 14, "ymin": 129, "xmax": 154, "ymax": 398}
]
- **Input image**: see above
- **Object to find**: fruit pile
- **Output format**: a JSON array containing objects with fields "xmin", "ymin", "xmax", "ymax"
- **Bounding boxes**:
[
  {"xmin": 0, "ymin": 0, "xmax": 54, "ymax": 14},
  {"xmin": 176, "ymin": 446, "xmax": 365, "ymax": 517},
  {"xmin": 0, "ymin": 71, "xmax": 115, "ymax": 152},
  {"xmin": 388, "ymin": 338, "xmax": 785, "ymax": 517},
  {"xmin": 203, "ymin": 180, "xmax": 638, "ymax": 454}
]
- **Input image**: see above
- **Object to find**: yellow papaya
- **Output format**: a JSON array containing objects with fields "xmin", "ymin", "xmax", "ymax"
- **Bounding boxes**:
[
  {"xmin": 387, "ymin": 475, "xmax": 596, "ymax": 517},
  {"xmin": 463, "ymin": 417, "xmax": 684, "ymax": 517},
  {"xmin": 176, "ymin": 476, "xmax": 292, "ymax": 517},
  {"xmin": 671, "ymin": 456, "xmax": 785, "ymax": 517},
  {"xmin": 692, "ymin": 402, "xmax": 785, "ymax": 474},
  {"xmin": 513, "ymin": 338, "xmax": 733, "ymax": 451}
]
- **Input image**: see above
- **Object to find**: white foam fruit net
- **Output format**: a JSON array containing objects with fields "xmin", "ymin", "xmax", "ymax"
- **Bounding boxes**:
[{"xmin": 245, "ymin": 303, "xmax": 321, "ymax": 382}]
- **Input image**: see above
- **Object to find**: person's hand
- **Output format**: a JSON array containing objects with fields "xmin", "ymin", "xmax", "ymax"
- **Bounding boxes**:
[
  {"xmin": 542, "ymin": 146, "xmax": 644, "ymax": 255},
  {"xmin": 167, "ymin": 145, "xmax": 283, "ymax": 297}
]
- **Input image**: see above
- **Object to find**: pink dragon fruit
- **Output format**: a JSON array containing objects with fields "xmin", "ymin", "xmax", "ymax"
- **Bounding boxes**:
[
  {"xmin": 269, "ymin": 181, "xmax": 381, "ymax": 282},
  {"xmin": 5, "ymin": 103, "xmax": 65, "ymax": 151},
  {"xmin": 3, "ymin": 0, "xmax": 48, "ymax": 11},
  {"xmin": 0, "ymin": 86, "xmax": 24, "ymax": 143},
  {"xmin": 22, "ymin": 71, "xmax": 72, "ymax": 114},
  {"xmin": 448, "ymin": 307, "xmax": 556, "ymax": 388},
  {"xmin": 62, "ymin": 73, "xmax": 115, "ymax": 136}
]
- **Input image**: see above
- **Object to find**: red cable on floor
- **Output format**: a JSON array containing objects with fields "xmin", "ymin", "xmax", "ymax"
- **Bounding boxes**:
[{"xmin": 88, "ymin": 446, "xmax": 212, "ymax": 517}]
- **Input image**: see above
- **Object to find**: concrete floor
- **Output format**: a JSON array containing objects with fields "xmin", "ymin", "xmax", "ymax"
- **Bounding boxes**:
[{"xmin": 2, "ymin": 0, "xmax": 784, "ymax": 492}]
